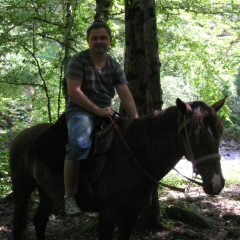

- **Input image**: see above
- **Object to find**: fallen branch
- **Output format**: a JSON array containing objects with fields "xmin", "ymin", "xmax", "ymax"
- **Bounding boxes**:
[{"xmin": 165, "ymin": 205, "xmax": 213, "ymax": 228}]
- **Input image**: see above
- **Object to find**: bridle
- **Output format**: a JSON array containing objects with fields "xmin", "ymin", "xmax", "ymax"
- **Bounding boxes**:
[{"xmin": 178, "ymin": 114, "xmax": 221, "ymax": 173}]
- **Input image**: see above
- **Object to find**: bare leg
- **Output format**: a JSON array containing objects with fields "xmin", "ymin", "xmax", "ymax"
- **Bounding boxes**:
[
  {"xmin": 64, "ymin": 159, "xmax": 81, "ymax": 215},
  {"xmin": 64, "ymin": 159, "xmax": 80, "ymax": 195}
]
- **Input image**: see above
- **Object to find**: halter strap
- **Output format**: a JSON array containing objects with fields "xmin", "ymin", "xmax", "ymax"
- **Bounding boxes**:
[
  {"xmin": 178, "ymin": 116, "xmax": 191, "ymax": 134},
  {"xmin": 182, "ymin": 115, "xmax": 195, "ymax": 161},
  {"xmin": 194, "ymin": 153, "xmax": 220, "ymax": 165},
  {"xmin": 178, "ymin": 115, "xmax": 220, "ymax": 169}
]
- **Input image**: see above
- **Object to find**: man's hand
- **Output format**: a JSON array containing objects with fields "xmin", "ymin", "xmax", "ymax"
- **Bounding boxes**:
[{"xmin": 97, "ymin": 107, "xmax": 115, "ymax": 117}]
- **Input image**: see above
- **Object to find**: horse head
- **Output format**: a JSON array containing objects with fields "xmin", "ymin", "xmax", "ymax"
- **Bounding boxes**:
[{"xmin": 176, "ymin": 97, "xmax": 226, "ymax": 195}]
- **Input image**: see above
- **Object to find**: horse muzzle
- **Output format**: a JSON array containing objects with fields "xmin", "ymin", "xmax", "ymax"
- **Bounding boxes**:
[{"xmin": 203, "ymin": 174, "xmax": 225, "ymax": 195}]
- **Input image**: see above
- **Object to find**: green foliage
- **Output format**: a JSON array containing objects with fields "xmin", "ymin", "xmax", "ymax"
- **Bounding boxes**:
[
  {"xmin": 161, "ymin": 76, "xmax": 197, "ymax": 108},
  {"xmin": 225, "ymin": 123, "xmax": 240, "ymax": 142},
  {"xmin": 1, "ymin": 0, "xmax": 239, "ymax": 120},
  {"xmin": 0, "ymin": 141, "xmax": 11, "ymax": 198},
  {"xmin": 222, "ymin": 161, "xmax": 240, "ymax": 186},
  {"xmin": 160, "ymin": 172, "xmax": 187, "ymax": 188},
  {"xmin": 0, "ymin": 0, "xmax": 68, "ymax": 123},
  {"xmin": 156, "ymin": 1, "xmax": 240, "ymax": 124}
]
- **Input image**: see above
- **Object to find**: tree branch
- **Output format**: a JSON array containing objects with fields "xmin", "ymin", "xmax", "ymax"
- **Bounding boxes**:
[{"xmin": 0, "ymin": 80, "xmax": 43, "ymax": 88}]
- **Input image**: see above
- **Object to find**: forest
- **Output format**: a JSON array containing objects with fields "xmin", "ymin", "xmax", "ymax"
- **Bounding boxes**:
[{"xmin": 0, "ymin": 0, "xmax": 240, "ymax": 239}]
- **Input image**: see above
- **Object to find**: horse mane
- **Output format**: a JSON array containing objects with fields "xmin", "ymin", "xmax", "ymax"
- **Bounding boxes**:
[
  {"xmin": 119, "ymin": 106, "xmax": 181, "ymax": 161},
  {"xmin": 189, "ymin": 101, "xmax": 224, "ymax": 143}
]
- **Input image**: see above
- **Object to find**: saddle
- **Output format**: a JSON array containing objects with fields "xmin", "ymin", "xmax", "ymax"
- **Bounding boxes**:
[
  {"xmin": 79, "ymin": 116, "xmax": 115, "ymax": 183},
  {"xmin": 92, "ymin": 120, "xmax": 114, "ymax": 157},
  {"xmin": 77, "ymin": 118, "xmax": 116, "ymax": 211}
]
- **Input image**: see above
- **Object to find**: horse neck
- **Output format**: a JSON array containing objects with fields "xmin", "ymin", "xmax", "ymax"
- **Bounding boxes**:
[{"xmin": 124, "ymin": 107, "xmax": 182, "ymax": 169}]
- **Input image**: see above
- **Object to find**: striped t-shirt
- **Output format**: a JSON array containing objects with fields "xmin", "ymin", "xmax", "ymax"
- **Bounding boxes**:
[{"xmin": 66, "ymin": 49, "xmax": 128, "ymax": 109}]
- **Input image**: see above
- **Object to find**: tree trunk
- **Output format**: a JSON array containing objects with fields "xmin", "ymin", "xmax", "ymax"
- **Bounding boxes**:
[
  {"xmin": 141, "ymin": 0, "xmax": 162, "ymax": 111},
  {"xmin": 124, "ymin": 0, "xmax": 163, "ymax": 228},
  {"xmin": 124, "ymin": 0, "xmax": 162, "ymax": 116}
]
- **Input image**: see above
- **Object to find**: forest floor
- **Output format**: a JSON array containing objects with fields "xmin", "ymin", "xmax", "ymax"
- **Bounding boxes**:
[
  {"xmin": 1, "ymin": 141, "xmax": 240, "ymax": 240},
  {"xmin": 1, "ymin": 183, "xmax": 240, "ymax": 240}
]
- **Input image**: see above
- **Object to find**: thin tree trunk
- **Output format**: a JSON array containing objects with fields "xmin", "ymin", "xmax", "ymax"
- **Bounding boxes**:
[
  {"xmin": 95, "ymin": 0, "xmax": 113, "ymax": 21},
  {"xmin": 62, "ymin": 1, "xmax": 74, "ymax": 103}
]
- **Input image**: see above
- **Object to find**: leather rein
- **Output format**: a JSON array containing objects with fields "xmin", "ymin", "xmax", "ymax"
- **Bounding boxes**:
[{"xmin": 109, "ymin": 114, "xmax": 220, "ymax": 192}]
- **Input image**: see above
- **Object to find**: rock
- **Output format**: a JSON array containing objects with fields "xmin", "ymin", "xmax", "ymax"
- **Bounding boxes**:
[
  {"xmin": 49, "ymin": 214, "xmax": 56, "ymax": 221},
  {"xmin": 186, "ymin": 229, "xmax": 198, "ymax": 237},
  {"xmin": 223, "ymin": 214, "xmax": 240, "ymax": 223},
  {"xmin": 226, "ymin": 227, "xmax": 240, "ymax": 238},
  {"xmin": 229, "ymin": 140, "xmax": 238, "ymax": 148},
  {"xmin": 221, "ymin": 140, "xmax": 226, "ymax": 146}
]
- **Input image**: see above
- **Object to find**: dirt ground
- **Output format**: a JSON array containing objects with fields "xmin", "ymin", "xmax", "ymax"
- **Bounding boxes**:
[{"xmin": 1, "ymin": 182, "xmax": 240, "ymax": 239}]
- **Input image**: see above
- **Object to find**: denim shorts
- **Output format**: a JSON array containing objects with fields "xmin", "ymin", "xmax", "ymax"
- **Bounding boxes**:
[{"xmin": 65, "ymin": 108, "xmax": 95, "ymax": 161}]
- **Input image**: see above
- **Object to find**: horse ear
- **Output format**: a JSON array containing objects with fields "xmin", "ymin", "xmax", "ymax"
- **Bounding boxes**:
[
  {"xmin": 176, "ymin": 98, "xmax": 193, "ymax": 114},
  {"xmin": 211, "ymin": 96, "xmax": 227, "ymax": 112}
]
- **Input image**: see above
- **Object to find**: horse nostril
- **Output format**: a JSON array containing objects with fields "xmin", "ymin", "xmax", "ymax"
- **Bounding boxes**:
[{"xmin": 209, "ymin": 183, "xmax": 213, "ymax": 194}]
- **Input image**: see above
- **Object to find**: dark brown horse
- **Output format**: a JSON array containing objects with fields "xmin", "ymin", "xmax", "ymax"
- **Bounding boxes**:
[{"xmin": 10, "ymin": 98, "xmax": 226, "ymax": 240}]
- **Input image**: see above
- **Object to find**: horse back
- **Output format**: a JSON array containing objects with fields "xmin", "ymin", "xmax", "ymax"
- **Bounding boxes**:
[
  {"xmin": 10, "ymin": 123, "xmax": 52, "ymax": 173},
  {"xmin": 31, "ymin": 114, "xmax": 68, "ymax": 175},
  {"xmin": 10, "ymin": 114, "xmax": 68, "ymax": 177}
]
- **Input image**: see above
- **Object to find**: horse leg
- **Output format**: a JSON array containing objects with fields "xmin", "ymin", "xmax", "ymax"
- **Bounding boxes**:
[
  {"xmin": 98, "ymin": 209, "xmax": 117, "ymax": 240},
  {"xmin": 138, "ymin": 185, "xmax": 164, "ymax": 229},
  {"xmin": 117, "ymin": 212, "xmax": 139, "ymax": 240},
  {"xmin": 12, "ymin": 179, "xmax": 36, "ymax": 240},
  {"xmin": 33, "ymin": 187, "xmax": 55, "ymax": 240}
]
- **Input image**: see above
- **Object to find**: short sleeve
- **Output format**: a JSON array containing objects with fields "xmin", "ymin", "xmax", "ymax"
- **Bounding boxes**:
[
  {"xmin": 66, "ymin": 53, "xmax": 84, "ymax": 81},
  {"xmin": 114, "ymin": 62, "xmax": 128, "ymax": 85}
]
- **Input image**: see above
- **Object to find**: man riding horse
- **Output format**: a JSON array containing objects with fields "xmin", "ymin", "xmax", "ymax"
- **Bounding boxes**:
[{"xmin": 64, "ymin": 21, "xmax": 138, "ymax": 215}]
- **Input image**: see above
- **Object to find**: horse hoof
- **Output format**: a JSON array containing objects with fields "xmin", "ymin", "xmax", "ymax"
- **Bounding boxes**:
[{"xmin": 146, "ymin": 220, "xmax": 169, "ymax": 231}]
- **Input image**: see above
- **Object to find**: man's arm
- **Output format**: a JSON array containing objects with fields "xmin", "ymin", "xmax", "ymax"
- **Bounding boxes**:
[
  {"xmin": 115, "ymin": 85, "xmax": 138, "ymax": 119},
  {"xmin": 67, "ymin": 79, "xmax": 114, "ymax": 117}
]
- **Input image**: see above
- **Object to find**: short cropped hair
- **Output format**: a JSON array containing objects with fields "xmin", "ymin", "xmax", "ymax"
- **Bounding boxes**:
[{"xmin": 86, "ymin": 21, "xmax": 112, "ymax": 39}]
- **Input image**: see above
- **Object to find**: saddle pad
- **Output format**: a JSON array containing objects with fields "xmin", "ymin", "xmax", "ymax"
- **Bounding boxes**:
[{"xmin": 93, "ymin": 126, "xmax": 114, "ymax": 156}]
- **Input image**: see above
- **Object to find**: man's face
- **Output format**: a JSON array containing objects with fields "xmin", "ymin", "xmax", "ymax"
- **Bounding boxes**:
[{"xmin": 87, "ymin": 28, "xmax": 112, "ymax": 55}]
